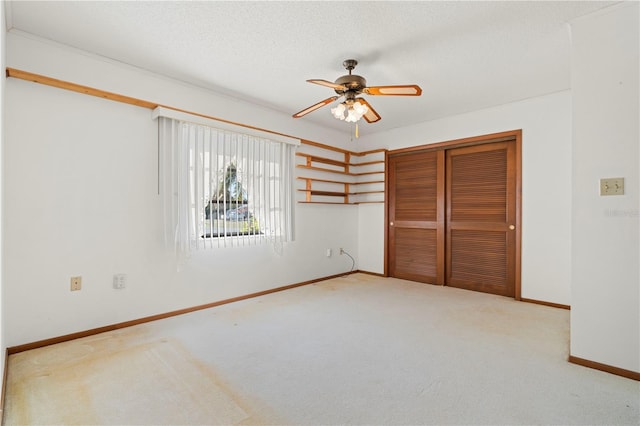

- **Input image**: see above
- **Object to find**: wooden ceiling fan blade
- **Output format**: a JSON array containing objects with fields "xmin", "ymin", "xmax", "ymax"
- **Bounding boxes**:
[
  {"xmin": 364, "ymin": 85, "xmax": 422, "ymax": 96},
  {"xmin": 356, "ymin": 98, "xmax": 381, "ymax": 123},
  {"xmin": 307, "ymin": 79, "xmax": 347, "ymax": 91},
  {"xmin": 292, "ymin": 96, "xmax": 340, "ymax": 118}
]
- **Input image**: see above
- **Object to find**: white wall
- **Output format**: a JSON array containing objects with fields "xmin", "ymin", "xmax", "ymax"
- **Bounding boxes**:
[
  {"xmin": 570, "ymin": 3, "xmax": 639, "ymax": 373},
  {"xmin": 1, "ymin": 0, "xmax": 7, "ymax": 394},
  {"xmin": 358, "ymin": 91, "xmax": 573, "ymax": 305},
  {"xmin": 357, "ymin": 204, "xmax": 385, "ymax": 274},
  {"xmin": 3, "ymin": 34, "xmax": 359, "ymax": 347}
]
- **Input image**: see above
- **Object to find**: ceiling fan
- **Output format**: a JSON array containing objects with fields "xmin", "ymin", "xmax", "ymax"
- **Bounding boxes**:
[{"xmin": 292, "ymin": 59, "xmax": 422, "ymax": 124}]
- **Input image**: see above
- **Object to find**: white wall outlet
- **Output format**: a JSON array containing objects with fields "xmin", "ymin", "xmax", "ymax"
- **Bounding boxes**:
[
  {"xmin": 70, "ymin": 276, "xmax": 82, "ymax": 291},
  {"xmin": 113, "ymin": 273, "xmax": 127, "ymax": 289},
  {"xmin": 326, "ymin": 248, "xmax": 332, "ymax": 257}
]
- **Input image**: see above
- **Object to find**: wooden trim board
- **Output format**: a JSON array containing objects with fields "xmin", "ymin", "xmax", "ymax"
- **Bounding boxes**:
[
  {"xmin": 521, "ymin": 297, "xmax": 570, "ymax": 310},
  {"xmin": 356, "ymin": 270, "xmax": 386, "ymax": 278},
  {"xmin": 6, "ymin": 68, "xmax": 295, "ymax": 147},
  {"xmin": 569, "ymin": 355, "xmax": 640, "ymax": 381},
  {"xmin": 0, "ymin": 348, "xmax": 8, "ymax": 423},
  {"xmin": 389, "ymin": 130, "xmax": 520, "ymax": 155},
  {"xmin": 6, "ymin": 272, "xmax": 357, "ymax": 355}
]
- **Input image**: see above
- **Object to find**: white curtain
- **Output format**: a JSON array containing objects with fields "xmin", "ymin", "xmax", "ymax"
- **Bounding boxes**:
[{"xmin": 156, "ymin": 108, "xmax": 297, "ymax": 258}]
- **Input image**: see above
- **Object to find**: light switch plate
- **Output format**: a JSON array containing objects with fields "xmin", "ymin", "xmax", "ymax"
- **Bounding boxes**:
[{"xmin": 600, "ymin": 177, "xmax": 624, "ymax": 196}]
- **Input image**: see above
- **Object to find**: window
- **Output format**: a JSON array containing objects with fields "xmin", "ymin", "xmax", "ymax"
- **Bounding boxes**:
[{"xmin": 155, "ymin": 108, "xmax": 297, "ymax": 255}]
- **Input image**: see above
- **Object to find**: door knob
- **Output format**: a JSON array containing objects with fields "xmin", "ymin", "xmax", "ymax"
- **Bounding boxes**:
[
  {"xmin": 390, "ymin": 222, "xmax": 394, "ymax": 226},
  {"xmin": 509, "ymin": 225, "xmax": 515, "ymax": 230}
]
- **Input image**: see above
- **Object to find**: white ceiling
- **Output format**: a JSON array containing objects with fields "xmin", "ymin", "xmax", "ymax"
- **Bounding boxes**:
[{"xmin": 5, "ymin": 1, "xmax": 616, "ymax": 136}]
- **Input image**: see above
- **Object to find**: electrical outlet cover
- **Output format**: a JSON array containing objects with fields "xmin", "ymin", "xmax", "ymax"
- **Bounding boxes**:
[
  {"xmin": 113, "ymin": 274, "xmax": 127, "ymax": 289},
  {"xmin": 70, "ymin": 276, "xmax": 82, "ymax": 291}
]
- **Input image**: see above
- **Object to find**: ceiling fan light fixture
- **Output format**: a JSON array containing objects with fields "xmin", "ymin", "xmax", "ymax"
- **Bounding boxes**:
[
  {"xmin": 345, "ymin": 108, "xmax": 358, "ymax": 123},
  {"xmin": 331, "ymin": 103, "xmax": 346, "ymax": 120},
  {"xmin": 353, "ymin": 100, "xmax": 368, "ymax": 115},
  {"xmin": 332, "ymin": 99, "xmax": 369, "ymax": 123}
]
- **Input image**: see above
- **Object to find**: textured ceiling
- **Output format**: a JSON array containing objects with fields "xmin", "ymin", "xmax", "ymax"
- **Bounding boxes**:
[{"xmin": 5, "ymin": 1, "xmax": 616, "ymax": 136}]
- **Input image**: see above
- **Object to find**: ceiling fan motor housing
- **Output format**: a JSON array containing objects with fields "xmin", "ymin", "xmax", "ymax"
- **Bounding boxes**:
[{"xmin": 334, "ymin": 74, "xmax": 367, "ymax": 94}]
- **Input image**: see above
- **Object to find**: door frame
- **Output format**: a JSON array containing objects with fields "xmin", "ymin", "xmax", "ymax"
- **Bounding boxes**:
[{"xmin": 384, "ymin": 129, "xmax": 522, "ymax": 300}]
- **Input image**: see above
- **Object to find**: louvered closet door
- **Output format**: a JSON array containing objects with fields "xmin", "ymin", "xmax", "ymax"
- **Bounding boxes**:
[
  {"xmin": 446, "ymin": 142, "xmax": 517, "ymax": 297},
  {"xmin": 388, "ymin": 150, "xmax": 445, "ymax": 284}
]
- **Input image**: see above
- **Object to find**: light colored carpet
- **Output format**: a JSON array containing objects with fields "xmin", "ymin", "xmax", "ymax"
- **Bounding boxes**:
[
  {"xmin": 5, "ymin": 332, "xmax": 249, "ymax": 425},
  {"xmin": 4, "ymin": 273, "xmax": 639, "ymax": 425}
]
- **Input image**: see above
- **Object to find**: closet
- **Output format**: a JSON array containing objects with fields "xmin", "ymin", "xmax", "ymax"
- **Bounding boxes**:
[{"xmin": 387, "ymin": 130, "xmax": 521, "ymax": 298}]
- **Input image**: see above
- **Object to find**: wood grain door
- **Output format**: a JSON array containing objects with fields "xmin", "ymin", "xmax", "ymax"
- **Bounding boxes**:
[
  {"xmin": 387, "ymin": 150, "xmax": 445, "ymax": 284},
  {"xmin": 446, "ymin": 141, "xmax": 517, "ymax": 297}
]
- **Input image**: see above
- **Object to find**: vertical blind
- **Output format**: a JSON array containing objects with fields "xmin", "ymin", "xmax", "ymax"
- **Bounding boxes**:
[{"xmin": 155, "ymin": 108, "xmax": 297, "ymax": 257}]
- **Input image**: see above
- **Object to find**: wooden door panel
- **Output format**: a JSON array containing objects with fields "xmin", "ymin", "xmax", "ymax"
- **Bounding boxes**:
[
  {"xmin": 393, "ymin": 157, "xmax": 438, "ymax": 222},
  {"xmin": 446, "ymin": 142, "xmax": 516, "ymax": 297},
  {"xmin": 393, "ymin": 228, "xmax": 438, "ymax": 282},
  {"xmin": 388, "ymin": 151, "xmax": 444, "ymax": 284},
  {"xmin": 449, "ymin": 230, "xmax": 508, "ymax": 294},
  {"xmin": 449, "ymin": 148, "xmax": 507, "ymax": 222}
]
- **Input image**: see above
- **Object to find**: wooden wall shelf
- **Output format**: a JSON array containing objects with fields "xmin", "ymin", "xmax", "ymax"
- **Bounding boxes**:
[
  {"xmin": 296, "ymin": 165, "xmax": 384, "ymax": 177},
  {"xmin": 296, "ymin": 140, "xmax": 386, "ymax": 205}
]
